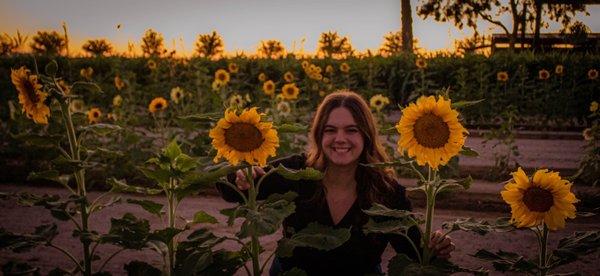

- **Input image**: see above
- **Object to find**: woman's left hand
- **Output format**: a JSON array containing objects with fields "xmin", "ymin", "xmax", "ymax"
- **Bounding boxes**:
[{"xmin": 429, "ymin": 230, "xmax": 455, "ymax": 259}]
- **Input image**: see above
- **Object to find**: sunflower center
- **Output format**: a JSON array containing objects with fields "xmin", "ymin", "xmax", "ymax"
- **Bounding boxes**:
[
  {"xmin": 225, "ymin": 123, "xmax": 264, "ymax": 152},
  {"xmin": 155, "ymin": 103, "xmax": 163, "ymax": 109},
  {"xmin": 24, "ymin": 78, "xmax": 40, "ymax": 103},
  {"xmin": 413, "ymin": 113, "xmax": 450, "ymax": 148},
  {"xmin": 375, "ymin": 100, "xmax": 382, "ymax": 106},
  {"xmin": 218, "ymin": 74, "xmax": 226, "ymax": 81},
  {"xmin": 522, "ymin": 187, "xmax": 554, "ymax": 212},
  {"xmin": 93, "ymin": 112, "xmax": 100, "ymax": 118}
]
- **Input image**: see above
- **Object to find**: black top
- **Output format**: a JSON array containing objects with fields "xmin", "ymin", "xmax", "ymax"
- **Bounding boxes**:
[{"xmin": 217, "ymin": 154, "xmax": 421, "ymax": 276}]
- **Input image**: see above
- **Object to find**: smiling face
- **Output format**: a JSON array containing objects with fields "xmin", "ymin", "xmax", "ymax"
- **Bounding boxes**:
[{"xmin": 321, "ymin": 107, "xmax": 365, "ymax": 168}]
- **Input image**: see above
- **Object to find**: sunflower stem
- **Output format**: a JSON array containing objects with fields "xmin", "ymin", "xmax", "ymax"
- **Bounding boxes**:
[
  {"xmin": 539, "ymin": 224, "xmax": 549, "ymax": 276},
  {"xmin": 245, "ymin": 168, "xmax": 261, "ymax": 276},
  {"xmin": 422, "ymin": 167, "xmax": 436, "ymax": 265}
]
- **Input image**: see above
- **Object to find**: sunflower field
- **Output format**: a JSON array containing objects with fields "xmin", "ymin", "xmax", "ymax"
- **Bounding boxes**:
[{"xmin": 1, "ymin": 34, "xmax": 600, "ymax": 275}]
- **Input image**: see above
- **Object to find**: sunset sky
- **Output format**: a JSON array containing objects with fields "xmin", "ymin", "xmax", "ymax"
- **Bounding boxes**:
[{"xmin": 1, "ymin": 0, "xmax": 598, "ymax": 56}]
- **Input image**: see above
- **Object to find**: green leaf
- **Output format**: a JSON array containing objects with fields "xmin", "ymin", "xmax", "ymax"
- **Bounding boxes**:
[
  {"xmin": 178, "ymin": 112, "xmax": 221, "ymax": 123},
  {"xmin": 437, "ymin": 176, "xmax": 473, "ymax": 193},
  {"xmin": 362, "ymin": 203, "xmax": 414, "ymax": 218},
  {"xmin": 27, "ymin": 170, "xmax": 70, "ymax": 186},
  {"xmin": 80, "ymin": 123, "xmax": 122, "ymax": 136},
  {"xmin": 11, "ymin": 133, "xmax": 62, "ymax": 147},
  {"xmin": 272, "ymin": 164, "xmax": 323, "ymax": 181},
  {"xmin": 550, "ymin": 230, "xmax": 600, "ymax": 268},
  {"xmin": 220, "ymin": 206, "xmax": 248, "ymax": 226},
  {"xmin": 51, "ymin": 155, "xmax": 89, "ymax": 174},
  {"xmin": 472, "ymin": 249, "xmax": 537, "ymax": 273},
  {"xmin": 239, "ymin": 198, "xmax": 296, "ymax": 238},
  {"xmin": 149, "ymin": 227, "xmax": 184, "ymax": 244},
  {"xmin": 139, "ymin": 167, "xmax": 171, "ymax": 186},
  {"xmin": 359, "ymin": 159, "xmax": 412, "ymax": 168},
  {"xmin": 45, "ymin": 60, "xmax": 58, "ymax": 76},
  {"xmin": 388, "ymin": 254, "xmax": 421, "ymax": 276},
  {"xmin": 70, "ymin": 81, "xmax": 103, "ymax": 94},
  {"xmin": 178, "ymin": 164, "xmax": 245, "ymax": 195},
  {"xmin": 363, "ymin": 218, "xmax": 416, "ymax": 235},
  {"xmin": 174, "ymin": 154, "xmax": 198, "ymax": 173},
  {"xmin": 101, "ymin": 213, "xmax": 150, "ymax": 250},
  {"xmin": 281, "ymin": 267, "xmax": 308, "ymax": 276},
  {"xmin": 263, "ymin": 191, "xmax": 298, "ymax": 205},
  {"xmin": 460, "ymin": 146, "xmax": 479, "ymax": 157},
  {"xmin": 276, "ymin": 123, "xmax": 308, "ymax": 133},
  {"xmin": 124, "ymin": 261, "xmax": 161, "ymax": 276},
  {"xmin": 451, "ymin": 99, "xmax": 484, "ymax": 109},
  {"xmin": 126, "ymin": 199, "xmax": 163, "ymax": 216},
  {"xmin": 1, "ymin": 261, "xmax": 40, "ymax": 275},
  {"xmin": 443, "ymin": 217, "xmax": 515, "ymax": 235},
  {"xmin": 107, "ymin": 178, "xmax": 163, "ymax": 195},
  {"xmin": 191, "ymin": 210, "xmax": 218, "ymax": 224},
  {"xmin": 164, "ymin": 139, "xmax": 182, "ymax": 160},
  {"xmin": 276, "ymin": 222, "xmax": 351, "ymax": 257}
]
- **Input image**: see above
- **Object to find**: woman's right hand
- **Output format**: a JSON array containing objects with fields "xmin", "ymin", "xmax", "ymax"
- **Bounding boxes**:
[{"xmin": 235, "ymin": 166, "xmax": 266, "ymax": 190}]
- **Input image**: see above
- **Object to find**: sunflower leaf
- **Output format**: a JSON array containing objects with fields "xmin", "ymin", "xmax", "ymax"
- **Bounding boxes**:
[
  {"xmin": 276, "ymin": 222, "xmax": 350, "ymax": 258},
  {"xmin": 70, "ymin": 81, "xmax": 103, "ymax": 94},
  {"xmin": 126, "ymin": 199, "xmax": 163, "ymax": 216},
  {"xmin": 451, "ymin": 99, "xmax": 485, "ymax": 109},
  {"xmin": 107, "ymin": 178, "xmax": 163, "ymax": 195},
  {"xmin": 276, "ymin": 123, "xmax": 308, "ymax": 133},
  {"xmin": 550, "ymin": 230, "xmax": 600, "ymax": 268},
  {"xmin": 44, "ymin": 60, "xmax": 58, "ymax": 76},
  {"xmin": 80, "ymin": 123, "xmax": 122, "ymax": 136},
  {"xmin": 191, "ymin": 210, "xmax": 218, "ymax": 224},
  {"xmin": 178, "ymin": 112, "xmax": 222, "ymax": 123},
  {"xmin": 471, "ymin": 249, "xmax": 537, "ymax": 273},
  {"xmin": 100, "ymin": 213, "xmax": 150, "ymax": 250},
  {"xmin": 362, "ymin": 203, "xmax": 415, "ymax": 218},
  {"xmin": 27, "ymin": 170, "xmax": 70, "ymax": 186},
  {"xmin": 360, "ymin": 159, "xmax": 413, "ymax": 168},
  {"xmin": 164, "ymin": 139, "xmax": 182, "ymax": 160},
  {"xmin": 272, "ymin": 165, "xmax": 324, "ymax": 181},
  {"xmin": 460, "ymin": 146, "xmax": 479, "ymax": 157}
]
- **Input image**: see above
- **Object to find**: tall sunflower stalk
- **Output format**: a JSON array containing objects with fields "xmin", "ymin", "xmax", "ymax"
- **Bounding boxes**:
[{"xmin": 6, "ymin": 62, "xmax": 122, "ymax": 275}]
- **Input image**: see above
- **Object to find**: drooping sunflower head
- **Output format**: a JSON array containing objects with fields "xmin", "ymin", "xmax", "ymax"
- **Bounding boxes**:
[
  {"xmin": 113, "ymin": 95, "xmax": 123, "ymax": 107},
  {"xmin": 283, "ymin": 71, "xmax": 294, "ymax": 83},
  {"xmin": 10, "ymin": 66, "xmax": 50, "ymax": 125},
  {"xmin": 501, "ymin": 168, "xmax": 578, "ymax": 230},
  {"xmin": 209, "ymin": 107, "xmax": 279, "ymax": 166},
  {"xmin": 149, "ymin": 97, "xmax": 168, "ymax": 113},
  {"xmin": 554, "ymin": 65, "xmax": 564, "ymax": 76},
  {"xmin": 277, "ymin": 101, "xmax": 291, "ymax": 116},
  {"xmin": 258, "ymin": 73, "xmax": 267, "ymax": 82},
  {"xmin": 228, "ymin": 63, "xmax": 239, "ymax": 73},
  {"xmin": 87, "ymin": 107, "xmax": 102, "ymax": 124},
  {"xmin": 415, "ymin": 58, "xmax": 427, "ymax": 69},
  {"xmin": 69, "ymin": 99, "xmax": 85, "ymax": 113},
  {"xmin": 395, "ymin": 95, "xmax": 468, "ymax": 170},
  {"xmin": 80, "ymin": 67, "xmax": 94, "ymax": 80},
  {"xmin": 369, "ymin": 94, "xmax": 390, "ymax": 112},
  {"xmin": 114, "ymin": 75, "xmax": 126, "ymax": 91},
  {"xmin": 538, "ymin": 69, "xmax": 550, "ymax": 80},
  {"xmin": 281, "ymin": 83, "xmax": 300, "ymax": 100},
  {"xmin": 215, "ymin": 69, "xmax": 230, "ymax": 84},
  {"xmin": 497, "ymin": 71, "xmax": 509, "ymax": 82},
  {"xmin": 588, "ymin": 69, "xmax": 598, "ymax": 80},
  {"xmin": 170, "ymin": 87, "xmax": 184, "ymax": 104},
  {"xmin": 263, "ymin": 80, "xmax": 276, "ymax": 96},
  {"xmin": 339, "ymin": 62, "xmax": 350, "ymax": 73},
  {"xmin": 582, "ymin": 128, "xmax": 593, "ymax": 141},
  {"xmin": 590, "ymin": 101, "xmax": 599, "ymax": 113}
]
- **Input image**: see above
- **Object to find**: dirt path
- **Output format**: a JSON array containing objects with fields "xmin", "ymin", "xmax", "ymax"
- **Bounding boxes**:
[{"xmin": 1, "ymin": 184, "xmax": 598, "ymax": 275}]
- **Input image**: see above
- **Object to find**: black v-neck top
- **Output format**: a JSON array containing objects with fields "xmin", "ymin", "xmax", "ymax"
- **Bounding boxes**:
[{"xmin": 217, "ymin": 154, "xmax": 421, "ymax": 276}]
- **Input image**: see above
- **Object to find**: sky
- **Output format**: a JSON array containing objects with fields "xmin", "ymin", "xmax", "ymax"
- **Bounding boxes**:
[{"xmin": 1, "ymin": 0, "xmax": 599, "ymax": 56}]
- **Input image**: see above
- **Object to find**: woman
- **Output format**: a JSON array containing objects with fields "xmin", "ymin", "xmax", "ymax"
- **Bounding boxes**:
[{"xmin": 218, "ymin": 90, "xmax": 454, "ymax": 275}]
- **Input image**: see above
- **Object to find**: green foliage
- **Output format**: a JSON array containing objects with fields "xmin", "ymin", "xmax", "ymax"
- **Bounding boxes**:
[{"xmin": 276, "ymin": 222, "xmax": 351, "ymax": 258}]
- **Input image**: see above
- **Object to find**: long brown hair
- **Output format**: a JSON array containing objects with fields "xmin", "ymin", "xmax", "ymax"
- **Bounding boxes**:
[{"xmin": 306, "ymin": 90, "xmax": 397, "ymax": 207}]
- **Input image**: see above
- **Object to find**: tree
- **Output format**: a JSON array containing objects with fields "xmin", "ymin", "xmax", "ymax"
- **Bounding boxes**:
[
  {"xmin": 29, "ymin": 30, "xmax": 66, "ymax": 56},
  {"xmin": 82, "ymin": 39, "xmax": 113, "ymax": 57},
  {"xmin": 417, "ymin": 0, "xmax": 588, "ymax": 51},
  {"xmin": 257, "ymin": 40, "xmax": 286, "ymax": 59},
  {"xmin": 140, "ymin": 29, "xmax": 165, "ymax": 57},
  {"xmin": 401, "ymin": 0, "xmax": 414, "ymax": 53},
  {"xmin": 317, "ymin": 31, "xmax": 354, "ymax": 58},
  {"xmin": 379, "ymin": 31, "xmax": 403, "ymax": 56},
  {"xmin": 194, "ymin": 31, "xmax": 224, "ymax": 59}
]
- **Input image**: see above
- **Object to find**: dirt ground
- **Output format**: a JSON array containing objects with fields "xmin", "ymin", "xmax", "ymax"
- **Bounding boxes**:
[{"xmin": 1, "ymin": 184, "xmax": 598, "ymax": 276}]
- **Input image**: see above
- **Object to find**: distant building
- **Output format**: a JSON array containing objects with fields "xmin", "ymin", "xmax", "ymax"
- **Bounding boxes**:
[{"xmin": 491, "ymin": 33, "xmax": 600, "ymax": 54}]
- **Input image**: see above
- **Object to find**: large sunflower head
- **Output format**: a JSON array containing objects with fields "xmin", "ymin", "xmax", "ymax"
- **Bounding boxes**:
[
  {"xmin": 369, "ymin": 94, "xmax": 390, "ymax": 112},
  {"xmin": 149, "ymin": 97, "xmax": 168, "ymax": 113},
  {"xmin": 395, "ymin": 95, "xmax": 468, "ymax": 170},
  {"xmin": 215, "ymin": 69, "xmax": 230, "ymax": 84},
  {"xmin": 281, "ymin": 83, "xmax": 300, "ymax": 100},
  {"xmin": 263, "ymin": 80, "xmax": 276, "ymax": 96},
  {"xmin": 11, "ymin": 66, "xmax": 50, "ymax": 125},
  {"xmin": 501, "ymin": 168, "xmax": 578, "ymax": 230},
  {"xmin": 283, "ymin": 71, "xmax": 294, "ymax": 83},
  {"xmin": 87, "ymin": 107, "xmax": 102, "ymax": 124},
  {"xmin": 209, "ymin": 107, "xmax": 279, "ymax": 166}
]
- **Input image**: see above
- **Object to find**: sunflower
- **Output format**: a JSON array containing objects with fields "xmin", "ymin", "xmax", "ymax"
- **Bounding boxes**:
[
  {"xmin": 149, "ymin": 97, "xmax": 168, "ymax": 113},
  {"xmin": 107, "ymin": 112, "xmax": 118, "ymax": 122},
  {"xmin": 114, "ymin": 75, "xmax": 126, "ymax": 91},
  {"xmin": 277, "ymin": 101, "xmax": 291, "ymax": 116},
  {"xmin": 69, "ymin": 99, "xmax": 85, "ymax": 113},
  {"xmin": 209, "ymin": 107, "xmax": 279, "ymax": 166},
  {"xmin": 582, "ymin": 128, "xmax": 593, "ymax": 141},
  {"xmin": 113, "ymin": 95, "xmax": 123, "ymax": 107},
  {"xmin": 229, "ymin": 94, "xmax": 245, "ymax": 108},
  {"xmin": 497, "ymin": 71, "xmax": 509, "ymax": 82},
  {"xmin": 538, "ymin": 69, "xmax": 550, "ymax": 80},
  {"xmin": 281, "ymin": 83, "xmax": 300, "ymax": 100},
  {"xmin": 80, "ymin": 67, "xmax": 94, "ymax": 80},
  {"xmin": 258, "ymin": 73, "xmax": 267, "ymax": 82},
  {"xmin": 415, "ymin": 58, "xmax": 427, "ymax": 69},
  {"xmin": 339, "ymin": 62, "xmax": 350, "ymax": 73},
  {"xmin": 10, "ymin": 66, "xmax": 50, "ymax": 125},
  {"xmin": 395, "ymin": 95, "xmax": 468, "ymax": 170},
  {"xmin": 501, "ymin": 168, "xmax": 578, "ymax": 230},
  {"xmin": 554, "ymin": 65, "xmax": 564, "ymax": 76},
  {"xmin": 323, "ymin": 77, "xmax": 330, "ymax": 84},
  {"xmin": 284, "ymin": 71, "xmax": 294, "ymax": 83},
  {"xmin": 147, "ymin": 60, "xmax": 157, "ymax": 70},
  {"xmin": 215, "ymin": 69, "xmax": 230, "ymax": 84},
  {"xmin": 301, "ymin": 60, "xmax": 310, "ymax": 69},
  {"xmin": 87, "ymin": 107, "xmax": 102, "ymax": 124},
  {"xmin": 170, "ymin": 87, "xmax": 184, "ymax": 104},
  {"xmin": 591, "ymin": 101, "xmax": 599, "ymax": 112},
  {"xmin": 58, "ymin": 80, "xmax": 70, "ymax": 94},
  {"xmin": 370, "ymin": 94, "xmax": 390, "ymax": 112},
  {"xmin": 228, "ymin": 63, "xmax": 239, "ymax": 73},
  {"xmin": 325, "ymin": 65, "xmax": 334, "ymax": 74},
  {"xmin": 263, "ymin": 80, "xmax": 276, "ymax": 96},
  {"xmin": 588, "ymin": 69, "xmax": 598, "ymax": 80}
]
